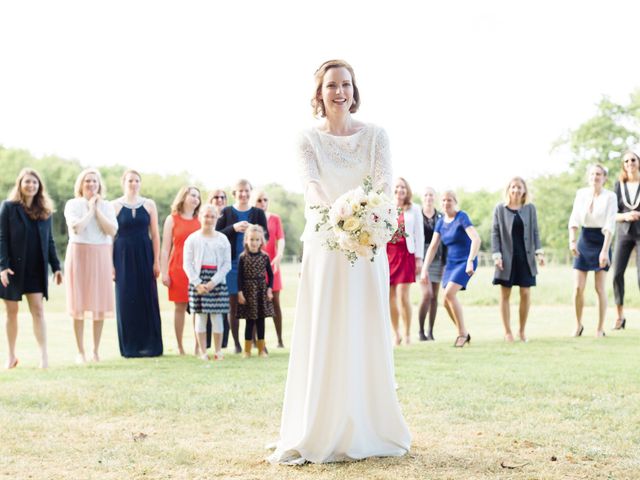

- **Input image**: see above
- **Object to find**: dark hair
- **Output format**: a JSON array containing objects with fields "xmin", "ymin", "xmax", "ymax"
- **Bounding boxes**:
[
  {"xmin": 8, "ymin": 168, "xmax": 54, "ymax": 220},
  {"xmin": 311, "ymin": 59, "xmax": 360, "ymax": 118}
]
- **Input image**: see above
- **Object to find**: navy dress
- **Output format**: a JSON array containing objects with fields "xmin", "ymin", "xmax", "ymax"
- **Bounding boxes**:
[
  {"xmin": 493, "ymin": 208, "xmax": 536, "ymax": 287},
  {"xmin": 113, "ymin": 201, "xmax": 163, "ymax": 358}
]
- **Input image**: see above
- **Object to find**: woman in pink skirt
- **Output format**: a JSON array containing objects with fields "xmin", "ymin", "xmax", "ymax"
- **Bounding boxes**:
[
  {"xmin": 64, "ymin": 168, "xmax": 118, "ymax": 363},
  {"xmin": 387, "ymin": 177, "xmax": 424, "ymax": 345}
]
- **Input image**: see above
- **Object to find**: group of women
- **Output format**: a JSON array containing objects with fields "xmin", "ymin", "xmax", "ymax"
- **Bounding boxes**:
[
  {"xmin": 0, "ymin": 168, "xmax": 286, "ymax": 368},
  {"xmin": 386, "ymin": 156, "xmax": 640, "ymax": 347}
]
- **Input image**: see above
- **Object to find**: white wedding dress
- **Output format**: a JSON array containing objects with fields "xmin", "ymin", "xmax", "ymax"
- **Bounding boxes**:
[{"xmin": 268, "ymin": 124, "xmax": 411, "ymax": 464}]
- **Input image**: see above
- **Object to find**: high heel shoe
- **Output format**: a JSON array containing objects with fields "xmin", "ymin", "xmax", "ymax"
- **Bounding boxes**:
[
  {"xmin": 613, "ymin": 318, "xmax": 626, "ymax": 330},
  {"xmin": 454, "ymin": 333, "xmax": 471, "ymax": 348},
  {"xmin": 573, "ymin": 325, "xmax": 584, "ymax": 337}
]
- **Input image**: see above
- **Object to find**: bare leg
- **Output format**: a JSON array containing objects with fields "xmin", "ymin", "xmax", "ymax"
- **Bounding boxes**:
[
  {"xmin": 418, "ymin": 281, "xmax": 433, "ymax": 340},
  {"xmin": 443, "ymin": 283, "xmax": 468, "ymax": 346},
  {"xmin": 213, "ymin": 333, "xmax": 223, "ymax": 357},
  {"xmin": 398, "ymin": 283, "xmax": 412, "ymax": 344},
  {"xmin": 615, "ymin": 304, "xmax": 625, "ymax": 327},
  {"xmin": 272, "ymin": 291, "xmax": 284, "ymax": 347},
  {"xmin": 499, "ymin": 286, "xmax": 513, "ymax": 341},
  {"xmin": 4, "ymin": 300, "xmax": 19, "ymax": 368},
  {"xmin": 594, "ymin": 270, "xmax": 608, "ymax": 337},
  {"xmin": 73, "ymin": 318, "xmax": 86, "ymax": 363},
  {"xmin": 518, "ymin": 288, "xmax": 531, "ymax": 341},
  {"xmin": 173, "ymin": 302, "xmax": 188, "ymax": 355},
  {"xmin": 428, "ymin": 282, "xmax": 440, "ymax": 339},
  {"xmin": 92, "ymin": 316, "xmax": 104, "ymax": 361},
  {"xmin": 573, "ymin": 269, "xmax": 587, "ymax": 336},
  {"xmin": 389, "ymin": 285, "xmax": 401, "ymax": 345},
  {"xmin": 26, "ymin": 293, "xmax": 47, "ymax": 368},
  {"xmin": 196, "ymin": 332, "xmax": 208, "ymax": 359}
]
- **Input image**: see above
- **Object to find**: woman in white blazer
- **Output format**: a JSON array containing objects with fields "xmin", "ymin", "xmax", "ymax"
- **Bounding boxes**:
[{"xmin": 387, "ymin": 177, "xmax": 424, "ymax": 345}]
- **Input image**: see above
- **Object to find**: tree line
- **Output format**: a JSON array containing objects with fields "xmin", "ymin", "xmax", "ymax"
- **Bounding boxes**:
[{"xmin": 2, "ymin": 88, "xmax": 638, "ymax": 262}]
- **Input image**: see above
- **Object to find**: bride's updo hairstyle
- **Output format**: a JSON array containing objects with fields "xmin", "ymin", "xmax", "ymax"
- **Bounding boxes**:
[{"xmin": 311, "ymin": 59, "xmax": 361, "ymax": 118}]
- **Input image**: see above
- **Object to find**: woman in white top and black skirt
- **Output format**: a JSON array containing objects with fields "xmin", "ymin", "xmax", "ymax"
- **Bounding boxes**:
[
  {"xmin": 611, "ymin": 150, "xmax": 640, "ymax": 330},
  {"xmin": 568, "ymin": 164, "xmax": 617, "ymax": 338}
]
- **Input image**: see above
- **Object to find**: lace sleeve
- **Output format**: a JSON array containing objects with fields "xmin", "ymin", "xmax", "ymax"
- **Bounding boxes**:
[
  {"xmin": 297, "ymin": 132, "xmax": 320, "ymax": 186},
  {"xmin": 297, "ymin": 131, "xmax": 329, "ymax": 205},
  {"xmin": 373, "ymin": 127, "xmax": 393, "ymax": 196}
]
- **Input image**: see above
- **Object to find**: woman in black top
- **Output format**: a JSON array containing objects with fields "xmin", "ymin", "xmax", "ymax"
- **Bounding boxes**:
[
  {"xmin": 418, "ymin": 187, "xmax": 445, "ymax": 341},
  {"xmin": 215, "ymin": 179, "xmax": 268, "ymax": 353},
  {"xmin": 0, "ymin": 168, "xmax": 62, "ymax": 369},
  {"xmin": 612, "ymin": 150, "xmax": 640, "ymax": 330}
]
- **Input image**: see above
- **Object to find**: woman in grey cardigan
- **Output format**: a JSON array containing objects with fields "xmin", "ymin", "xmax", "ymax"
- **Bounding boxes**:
[{"xmin": 491, "ymin": 177, "xmax": 544, "ymax": 342}]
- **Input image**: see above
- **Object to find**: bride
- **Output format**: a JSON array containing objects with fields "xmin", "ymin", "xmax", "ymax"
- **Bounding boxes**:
[{"xmin": 268, "ymin": 60, "xmax": 411, "ymax": 464}]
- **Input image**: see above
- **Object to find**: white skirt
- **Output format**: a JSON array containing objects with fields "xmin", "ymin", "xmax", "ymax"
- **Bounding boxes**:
[{"xmin": 268, "ymin": 238, "xmax": 411, "ymax": 464}]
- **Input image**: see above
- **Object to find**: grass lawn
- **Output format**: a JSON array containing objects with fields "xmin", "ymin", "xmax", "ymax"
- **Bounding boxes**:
[{"xmin": 0, "ymin": 264, "xmax": 639, "ymax": 479}]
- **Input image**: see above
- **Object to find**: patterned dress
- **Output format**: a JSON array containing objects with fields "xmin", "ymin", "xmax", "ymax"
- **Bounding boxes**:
[{"xmin": 237, "ymin": 251, "xmax": 274, "ymax": 319}]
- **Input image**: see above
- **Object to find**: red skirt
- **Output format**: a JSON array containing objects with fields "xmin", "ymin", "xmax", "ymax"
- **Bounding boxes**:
[{"xmin": 387, "ymin": 238, "xmax": 416, "ymax": 285}]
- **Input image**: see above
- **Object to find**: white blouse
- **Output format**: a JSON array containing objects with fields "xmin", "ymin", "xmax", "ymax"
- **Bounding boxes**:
[
  {"xmin": 568, "ymin": 187, "xmax": 617, "ymax": 234},
  {"xmin": 64, "ymin": 197, "xmax": 118, "ymax": 245},
  {"xmin": 183, "ymin": 231, "xmax": 231, "ymax": 287}
]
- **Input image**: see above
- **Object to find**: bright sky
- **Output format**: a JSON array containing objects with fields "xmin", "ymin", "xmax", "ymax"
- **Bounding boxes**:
[{"xmin": 1, "ymin": 0, "xmax": 639, "ymax": 195}]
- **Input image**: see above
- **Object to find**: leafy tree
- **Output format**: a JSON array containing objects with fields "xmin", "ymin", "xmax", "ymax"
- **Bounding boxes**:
[{"xmin": 559, "ymin": 89, "xmax": 640, "ymax": 173}]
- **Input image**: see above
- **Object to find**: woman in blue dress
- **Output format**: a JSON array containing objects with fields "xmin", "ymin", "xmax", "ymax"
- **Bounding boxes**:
[
  {"xmin": 215, "ymin": 179, "xmax": 268, "ymax": 353},
  {"xmin": 420, "ymin": 190, "xmax": 481, "ymax": 347},
  {"xmin": 112, "ymin": 169, "xmax": 163, "ymax": 357}
]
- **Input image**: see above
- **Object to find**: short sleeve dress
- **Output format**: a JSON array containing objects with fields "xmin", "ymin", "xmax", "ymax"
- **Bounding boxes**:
[{"xmin": 435, "ymin": 211, "xmax": 477, "ymax": 290}]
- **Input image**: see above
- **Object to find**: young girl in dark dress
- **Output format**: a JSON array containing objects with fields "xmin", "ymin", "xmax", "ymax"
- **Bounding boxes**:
[{"xmin": 237, "ymin": 225, "xmax": 274, "ymax": 358}]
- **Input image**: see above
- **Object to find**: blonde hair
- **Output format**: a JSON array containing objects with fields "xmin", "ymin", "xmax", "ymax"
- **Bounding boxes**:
[
  {"xmin": 241, "ymin": 224, "xmax": 266, "ymax": 254},
  {"xmin": 503, "ymin": 176, "xmax": 529, "ymax": 205},
  {"xmin": 311, "ymin": 59, "xmax": 360, "ymax": 118},
  {"xmin": 207, "ymin": 189, "xmax": 227, "ymax": 204},
  {"xmin": 441, "ymin": 190, "xmax": 458, "ymax": 204},
  {"xmin": 250, "ymin": 189, "xmax": 267, "ymax": 208},
  {"xmin": 619, "ymin": 150, "xmax": 640, "ymax": 182},
  {"xmin": 588, "ymin": 163, "xmax": 608, "ymax": 182},
  {"xmin": 198, "ymin": 203, "xmax": 218, "ymax": 220},
  {"xmin": 232, "ymin": 179, "xmax": 252, "ymax": 197},
  {"xmin": 170, "ymin": 185, "xmax": 201, "ymax": 216},
  {"xmin": 74, "ymin": 168, "xmax": 105, "ymax": 198},
  {"xmin": 8, "ymin": 168, "xmax": 54, "ymax": 220}
]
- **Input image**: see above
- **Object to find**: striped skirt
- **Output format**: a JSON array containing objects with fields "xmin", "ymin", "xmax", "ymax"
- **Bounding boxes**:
[{"xmin": 188, "ymin": 267, "xmax": 230, "ymax": 314}]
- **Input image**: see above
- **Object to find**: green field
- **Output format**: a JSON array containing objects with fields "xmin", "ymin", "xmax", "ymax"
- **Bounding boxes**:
[{"xmin": 1, "ymin": 264, "xmax": 638, "ymax": 479}]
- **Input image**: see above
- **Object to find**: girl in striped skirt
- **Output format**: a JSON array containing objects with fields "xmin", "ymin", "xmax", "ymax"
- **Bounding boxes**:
[{"xmin": 183, "ymin": 204, "xmax": 231, "ymax": 360}]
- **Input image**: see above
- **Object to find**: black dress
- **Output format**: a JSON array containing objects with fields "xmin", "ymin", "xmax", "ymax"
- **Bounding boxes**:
[
  {"xmin": 22, "ymin": 217, "xmax": 46, "ymax": 294},
  {"xmin": 113, "ymin": 202, "xmax": 163, "ymax": 357},
  {"xmin": 0, "ymin": 201, "xmax": 60, "ymax": 301},
  {"xmin": 493, "ymin": 208, "xmax": 536, "ymax": 287}
]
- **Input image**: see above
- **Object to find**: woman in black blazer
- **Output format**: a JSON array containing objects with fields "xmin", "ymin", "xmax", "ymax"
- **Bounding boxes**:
[
  {"xmin": 612, "ymin": 150, "xmax": 640, "ymax": 330},
  {"xmin": 0, "ymin": 168, "xmax": 62, "ymax": 369},
  {"xmin": 215, "ymin": 179, "xmax": 268, "ymax": 353}
]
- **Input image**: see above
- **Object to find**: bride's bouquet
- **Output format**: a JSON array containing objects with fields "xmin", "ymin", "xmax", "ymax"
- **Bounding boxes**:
[{"xmin": 311, "ymin": 176, "xmax": 398, "ymax": 265}]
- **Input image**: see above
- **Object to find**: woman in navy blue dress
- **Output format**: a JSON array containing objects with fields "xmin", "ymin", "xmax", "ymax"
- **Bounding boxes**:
[
  {"xmin": 420, "ymin": 190, "xmax": 481, "ymax": 347},
  {"xmin": 112, "ymin": 170, "xmax": 163, "ymax": 357}
]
